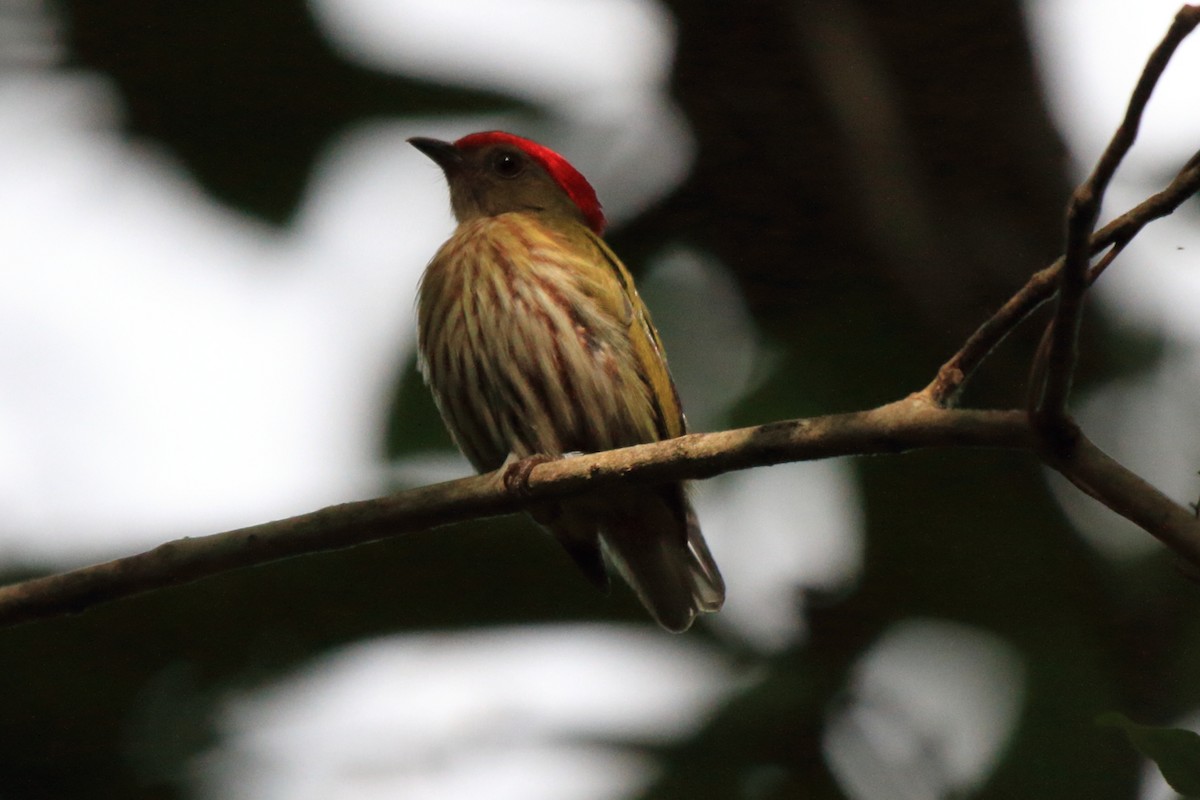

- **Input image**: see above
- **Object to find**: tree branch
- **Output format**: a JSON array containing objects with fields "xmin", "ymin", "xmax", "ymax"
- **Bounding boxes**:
[
  {"xmin": 1045, "ymin": 426, "xmax": 1200, "ymax": 567},
  {"xmin": 0, "ymin": 401, "xmax": 1027, "ymax": 628}
]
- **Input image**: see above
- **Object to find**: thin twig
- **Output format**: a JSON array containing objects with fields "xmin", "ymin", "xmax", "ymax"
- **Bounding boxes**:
[
  {"xmin": 1025, "ymin": 324, "xmax": 1054, "ymax": 417},
  {"xmin": 1086, "ymin": 240, "xmax": 1128, "ymax": 284},
  {"xmin": 1037, "ymin": 6, "xmax": 1200, "ymax": 426},
  {"xmin": 1086, "ymin": 147, "xmax": 1200, "ymax": 284},
  {"xmin": 922, "ymin": 145, "xmax": 1200, "ymax": 407},
  {"xmin": 1025, "ymin": 241, "xmax": 1126, "ymax": 414}
]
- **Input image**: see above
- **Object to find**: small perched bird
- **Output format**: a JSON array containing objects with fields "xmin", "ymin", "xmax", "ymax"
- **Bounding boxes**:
[{"xmin": 409, "ymin": 131, "xmax": 724, "ymax": 631}]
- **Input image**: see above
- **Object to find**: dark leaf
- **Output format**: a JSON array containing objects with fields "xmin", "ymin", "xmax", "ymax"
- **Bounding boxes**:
[{"xmin": 1098, "ymin": 712, "xmax": 1200, "ymax": 797}]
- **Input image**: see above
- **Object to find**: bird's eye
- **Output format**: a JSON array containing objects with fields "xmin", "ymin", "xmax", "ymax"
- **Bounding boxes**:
[{"xmin": 492, "ymin": 151, "xmax": 524, "ymax": 178}]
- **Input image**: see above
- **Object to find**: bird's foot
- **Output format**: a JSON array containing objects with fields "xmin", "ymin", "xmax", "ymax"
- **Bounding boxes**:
[{"xmin": 501, "ymin": 453, "xmax": 557, "ymax": 499}]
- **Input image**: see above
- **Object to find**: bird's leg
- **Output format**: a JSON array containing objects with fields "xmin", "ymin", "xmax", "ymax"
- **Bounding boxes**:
[{"xmin": 501, "ymin": 452, "xmax": 557, "ymax": 499}]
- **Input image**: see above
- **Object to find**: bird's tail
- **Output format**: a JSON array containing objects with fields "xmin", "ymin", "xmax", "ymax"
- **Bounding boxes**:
[{"xmin": 600, "ymin": 492, "xmax": 725, "ymax": 633}]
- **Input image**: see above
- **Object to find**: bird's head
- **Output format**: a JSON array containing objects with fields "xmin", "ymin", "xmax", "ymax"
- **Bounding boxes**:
[{"xmin": 409, "ymin": 131, "xmax": 606, "ymax": 235}]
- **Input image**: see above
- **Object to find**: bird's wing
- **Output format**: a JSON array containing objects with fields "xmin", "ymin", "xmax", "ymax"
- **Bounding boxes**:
[{"xmin": 582, "ymin": 229, "xmax": 686, "ymax": 442}]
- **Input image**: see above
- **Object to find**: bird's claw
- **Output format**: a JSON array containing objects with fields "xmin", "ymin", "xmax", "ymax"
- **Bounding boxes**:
[{"xmin": 502, "ymin": 453, "xmax": 556, "ymax": 498}]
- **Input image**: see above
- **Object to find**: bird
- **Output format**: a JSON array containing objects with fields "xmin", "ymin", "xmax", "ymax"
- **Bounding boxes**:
[{"xmin": 409, "ymin": 131, "xmax": 724, "ymax": 631}]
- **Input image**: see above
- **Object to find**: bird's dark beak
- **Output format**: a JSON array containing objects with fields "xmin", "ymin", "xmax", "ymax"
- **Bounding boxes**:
[{"xmin": 408, "ymin": 137, "xmax": 462, "ymax": 173}]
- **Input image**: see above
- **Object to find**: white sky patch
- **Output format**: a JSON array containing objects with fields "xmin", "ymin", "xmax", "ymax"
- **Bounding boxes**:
[
  {"xmin": 309, "ymin": 0, "xmax": 674, "ymax": 108},
  {"xmin": 638, "ymin": 246, "xmax": 771, "ymax": 432},
  {"xmin": 824, "ymin": 620, "xmax": 1026, "ymax": 800},
  {"xmin": 308, "ymin": 0, "xmax": 694, "ymax": 225},
  {"xmin": 1048, "ymin": 347, "xmax": 1200, "ymax": 559},
  {"xmin": 1025, "ymin": 0, "xmax": 1200, "ymax": 173},
  {"xmin": 697, "ymin": 460, "xmax": 864, "ymax": 652},
  {"xmin": 1085, "ymin": 182, "xmax": 1200, "ymax": 341},
  {"xmin": 0, "ymin": 67, "xmax": 502, "ymax": 563},
  {"xmin": 195, "ymin": 625, "xmax": 740, "ymax": 800}
]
